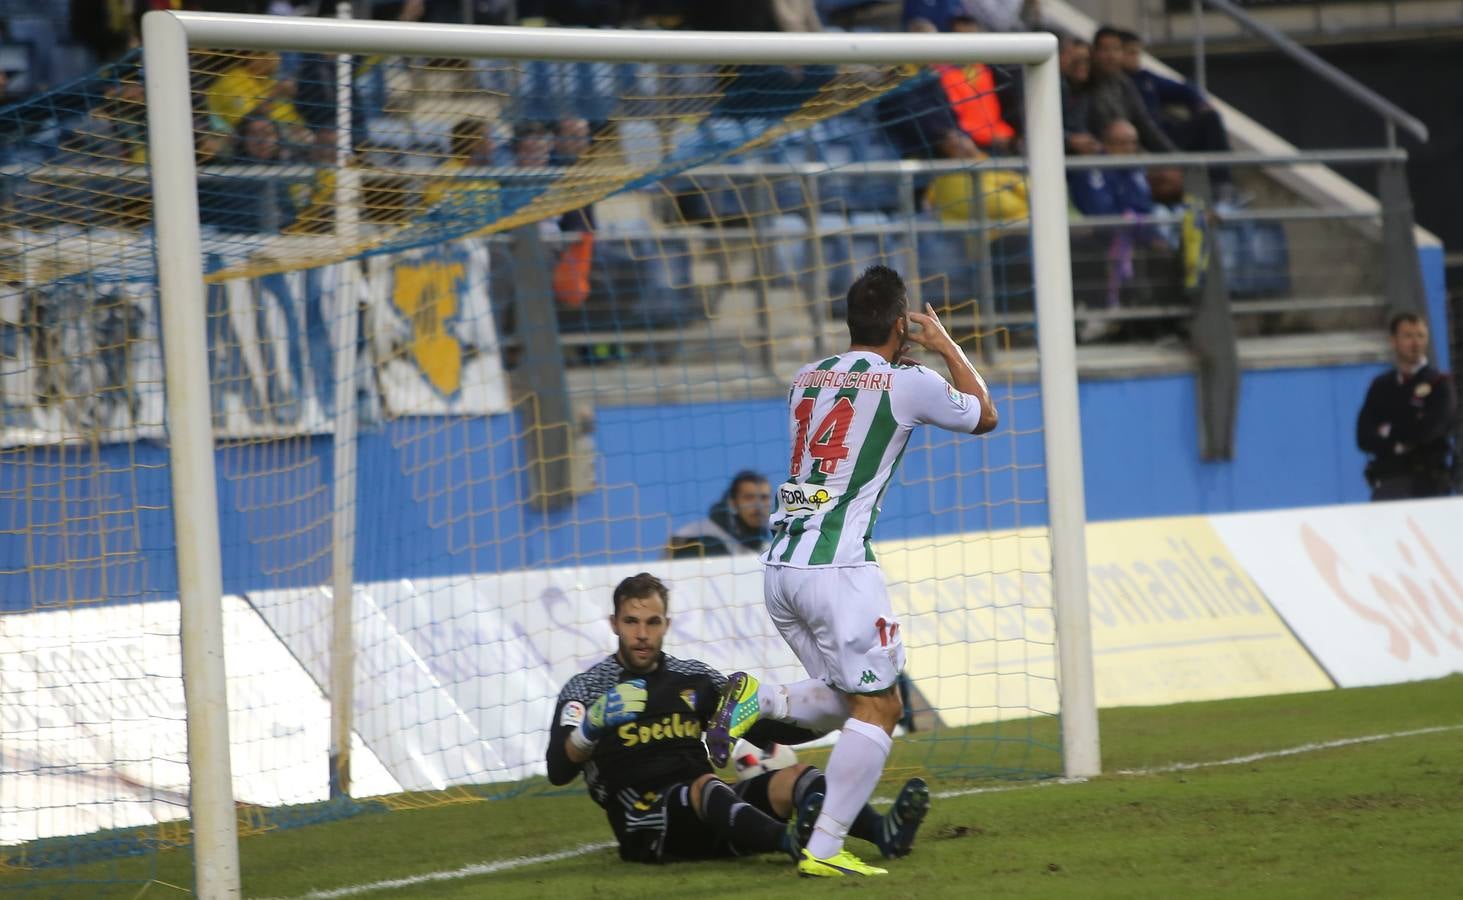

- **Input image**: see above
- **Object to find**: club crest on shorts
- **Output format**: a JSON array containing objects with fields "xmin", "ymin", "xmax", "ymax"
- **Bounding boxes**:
[{"xmin": 680, "ymin": 688, "xmax": 697, "ymax": 711}]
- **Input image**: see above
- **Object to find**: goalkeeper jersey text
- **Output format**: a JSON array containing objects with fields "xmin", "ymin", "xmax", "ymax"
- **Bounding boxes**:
[{"xmin": 766, "ymin": 350, "xmax": 984, "ymax": 568}]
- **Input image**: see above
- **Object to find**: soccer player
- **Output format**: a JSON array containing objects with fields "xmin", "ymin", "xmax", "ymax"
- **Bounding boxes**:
[
  {"xmin": 706, "ymin": 265, "xmax": 998, "ymax": 876},
  {"xmin": 545, "ymin": 572, "xmax": 930, "ymax": 866}
]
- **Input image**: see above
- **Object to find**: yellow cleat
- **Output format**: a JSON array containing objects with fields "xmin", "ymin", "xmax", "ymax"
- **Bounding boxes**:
[{"xmin": 797, "ymin": 847, "xmax": 889, "ymax": 877}]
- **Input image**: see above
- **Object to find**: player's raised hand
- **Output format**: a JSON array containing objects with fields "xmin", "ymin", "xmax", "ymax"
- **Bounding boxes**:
[
  {"xmin": 581, "ymin": 679, "xmax": 648, "ymax": 742},
  {"xmin": 906, "ymin": 303, "xmax": 958, "ymax": 355}
]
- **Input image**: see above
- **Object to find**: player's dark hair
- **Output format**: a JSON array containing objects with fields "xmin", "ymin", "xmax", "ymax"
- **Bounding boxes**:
[
  {"xmin": 1116, "ymin": 28, "xmax": 1142, "ymax": 45},
  {"xmin": 613, "ymin": 572, "xmax": 669, "ymax": 616},
  {"xmin": 1093, "ymin": 25, "xmax": 1124, "ymax": 47},
  {"xmin": 846, "ymin": 265, "xmax": 908, "ymax": 347},
  {"xmin": 726, "ymin": 470, "xmax": 768, "ymax": 502},
  {"xmin": 1389, "ymin": 312, "xmax": 1425, "ymax": 335}
]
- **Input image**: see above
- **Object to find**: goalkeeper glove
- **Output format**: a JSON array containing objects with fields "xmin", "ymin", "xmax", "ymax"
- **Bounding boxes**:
[{"xmin": 569, "ymin": 678, "xmax": 647, "ymax": 753}]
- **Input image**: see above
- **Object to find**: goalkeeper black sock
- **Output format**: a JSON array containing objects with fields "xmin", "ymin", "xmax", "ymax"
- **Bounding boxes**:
[
  {"xmin": 698, "ymin": 779, "xmax": 785, "ymax": 855},
  {"xmin": 792, "ymin": 769, "xmax": 884, "ymax": 846}
]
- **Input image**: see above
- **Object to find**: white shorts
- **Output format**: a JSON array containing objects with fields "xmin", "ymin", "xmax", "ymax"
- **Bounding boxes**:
[{"xmin": 763, "ymin": 564, "xmax": 905, "ymax": 694}]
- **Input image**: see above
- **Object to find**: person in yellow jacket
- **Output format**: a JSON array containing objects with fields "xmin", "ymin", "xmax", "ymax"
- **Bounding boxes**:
[
  {"xmin": 206, "ymin": 50, "xmax": 309, "ymax": 144},
  {"xmin": 924, "ymin": 132, "xmax": 1029, "ymax": 227}
]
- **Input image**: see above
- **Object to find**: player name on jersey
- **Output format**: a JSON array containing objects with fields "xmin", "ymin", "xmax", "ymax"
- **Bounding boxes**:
[{"xmin": 793, "ymin": 369, "xmax": 895, "ymax": 392}]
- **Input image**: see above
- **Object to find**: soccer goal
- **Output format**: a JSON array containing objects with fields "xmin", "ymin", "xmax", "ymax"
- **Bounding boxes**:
[{"xmin": 0, "ymin": 11, "xmax": 1095, "ymax": 897}]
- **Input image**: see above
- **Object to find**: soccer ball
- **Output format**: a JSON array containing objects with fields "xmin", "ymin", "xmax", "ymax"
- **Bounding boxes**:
[{"xmin": 732, "ymin": 739, "xmax": 798, "ymax": 781}]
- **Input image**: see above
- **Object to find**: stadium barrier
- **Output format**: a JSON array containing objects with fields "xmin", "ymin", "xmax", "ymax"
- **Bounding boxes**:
[{"xmin": 8, "ymin": 495, "xmax": 1458, "ymax": 845}]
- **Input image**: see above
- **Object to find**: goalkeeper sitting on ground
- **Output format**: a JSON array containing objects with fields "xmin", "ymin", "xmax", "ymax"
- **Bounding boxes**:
[{"xmin": 545, "ymin": 572, "xmax": 931, "ymax": 872}]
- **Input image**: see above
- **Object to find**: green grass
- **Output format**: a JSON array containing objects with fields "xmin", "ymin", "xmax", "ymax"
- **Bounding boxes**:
[{"xmin": 6, "ymin": 676, "xmax": 1463, "ymax": 899}]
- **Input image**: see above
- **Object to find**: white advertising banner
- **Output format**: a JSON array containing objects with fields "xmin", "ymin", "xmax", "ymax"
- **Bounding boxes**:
[
  {"xmin": 247, "ymin": 554, "xmax": 810, "ymax": 790},
  {"xmin": 0, "ymin": 596, "xmax": 399, "ymax": 844},
  {"xmin": 1210, "ymin": 497, "xmax": 1463, "ymax": 687}
]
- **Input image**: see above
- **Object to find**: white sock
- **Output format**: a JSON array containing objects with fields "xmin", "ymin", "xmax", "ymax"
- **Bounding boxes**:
[
  {"xmin": 805, "ymin": 717, "xmax": 891, "ymax": 859},
  {"xmin": 783, "ymin": 678, "xmax": 848, "ymax": 733},
  {"xmin": 756, "ymin": 681, "xmax": 789, "ymax": 721}
]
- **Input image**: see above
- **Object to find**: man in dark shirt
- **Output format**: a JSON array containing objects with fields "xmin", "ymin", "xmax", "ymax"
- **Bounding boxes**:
[
  {"xmin": 544, "ymin": 572, "xmax": 931, "ymax": 872},
  {"xmin": 1082, "ymin": 26, "xmax": 1175, "ymax": 154},
  {"xmin": 1356, "ymin": 313, "xmax": 1456, "ymax": 500}
]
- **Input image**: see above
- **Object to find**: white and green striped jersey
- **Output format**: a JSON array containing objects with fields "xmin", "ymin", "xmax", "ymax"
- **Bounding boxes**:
[{"xmin": 765, "ymin": 350, "xmax": 985, "ymax": 568}]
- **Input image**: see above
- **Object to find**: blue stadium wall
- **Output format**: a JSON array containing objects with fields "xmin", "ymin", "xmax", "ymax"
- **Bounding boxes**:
[{"xmin": 0, "ymin": 361, "xmax": 1382, "ymax": 611}]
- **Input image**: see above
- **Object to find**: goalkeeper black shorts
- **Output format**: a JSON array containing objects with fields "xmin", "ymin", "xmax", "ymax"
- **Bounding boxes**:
[{"xmin": 616, "ymin": 772, "xmax": 779, "ymax": 864}]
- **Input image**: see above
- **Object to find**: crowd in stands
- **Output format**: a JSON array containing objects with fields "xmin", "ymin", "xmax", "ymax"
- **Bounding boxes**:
[{"xmin": 1, "ymin": 0, "xmax": 1246, "ymax": 343}]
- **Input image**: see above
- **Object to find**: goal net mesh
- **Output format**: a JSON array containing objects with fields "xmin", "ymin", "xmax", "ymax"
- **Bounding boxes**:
[{"xmin": 0, "ymin": 39, "xmax": 1059, "ymax": 882}]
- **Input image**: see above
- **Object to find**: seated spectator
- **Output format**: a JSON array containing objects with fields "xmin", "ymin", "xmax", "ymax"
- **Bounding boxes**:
[
  {"xmin": 964, "ymin": 0, "xmax": 1043, "ymax": 31},
  {"xmin": 926, "ymin": 131, "xmax": 1029, "ymax": 227},
  {"xmin": 1067, "ymin": 119, "xmax": 1152, "ymax": 218},
  {"xmin": 513, "ymin": 121, "xmax": 554, "ymax": 168},
  {"xmin": 551, "ymin": 117, "xmax": 597, "ymax": 307},
  {"xmin": 1068, "ymin": 119, "xmax": 1181, "ymax": 341},
  {"xmin": 205, "ymin": 111, "xmax": 297, "ymax": 234},
  {"xmin": 285, "ymin": 127, "xmax": 342, "ymax": 235},
  {"xmin": 1147, "ymin": 165, "xmax": 1210, "ymax": 295},
  {"xmin": 423, "ymin": 118, "xmax": 499, "ymax": 211},
  {"xmin": 1118, "ymin": 29, "xmax": 1233, "ymax": 189},
  {"xmin": 70, "ymin": 0, "xmax": 138, "ymax": 68},
  {"xmin": 877, "ymin": 20, "xmax": 978, "ymax": 161},
  {"xmin": 1082, "ymin": 27, "xmax": 1174, "ymax": 154},
  {"xmin": 902, "ymin": 0, "xmax": 972, "ymax": 32},
  {"xmin": 1058, "ymin": 34, "xmax": 1100, "ymax": 156},
  {"xmin": 926, "ymin": 17, "xmax": 1019, "ymax": 155},
  {"xmin": 666, "ymin": 471, "xmax": 773, "ymax": 559},
  {"xmin": 207, "ymin": 50, "xmax": 311, "ymax": 148}
]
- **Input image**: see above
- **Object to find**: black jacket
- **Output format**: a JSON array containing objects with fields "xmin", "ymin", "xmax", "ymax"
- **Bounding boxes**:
[{"xmin": 1356, "ymin": 363, "xmax": 1456, "ymax": 482}]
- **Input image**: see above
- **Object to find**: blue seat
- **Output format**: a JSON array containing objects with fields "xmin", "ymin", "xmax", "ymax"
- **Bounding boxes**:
[
  {"xmin": 1219, "ymin": 220, "xmax": 1290, "ymax": 298},
  {"xmin": 557, "ymin": 233, "xmax": 701, "ymax": 334}
]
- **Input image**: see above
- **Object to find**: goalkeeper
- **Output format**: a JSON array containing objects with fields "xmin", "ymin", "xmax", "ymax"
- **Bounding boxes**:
[{"xmin": 545, "ymin": 572, "xmax": 929, "ymax": 868}]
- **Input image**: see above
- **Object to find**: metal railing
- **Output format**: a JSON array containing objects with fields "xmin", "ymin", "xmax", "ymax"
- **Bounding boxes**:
[
  {"xmin": 1190, "ymin": 0, "xmax": 1428, "ymax": 146},
  {"xmin": 0, "ymin": 148, "xmax": 1414, "ymax": 363}
]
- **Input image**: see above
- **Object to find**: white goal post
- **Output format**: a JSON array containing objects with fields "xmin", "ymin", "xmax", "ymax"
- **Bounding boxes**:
[{"xmin": 139, "ymin": 12, "xmax": 1098, "ymax": 898}]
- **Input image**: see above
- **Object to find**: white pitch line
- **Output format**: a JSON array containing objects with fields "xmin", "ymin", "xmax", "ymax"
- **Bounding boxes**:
[
  {"xmin": 267, "ymin": 724, "xmax": 1462, "ymax": 900},
  {"xmin": 1113, "ymin": 723, "xmax": 1463, "ymax": 775},
  {"xmin": 255, "ymin": 842, "xmax": 617, "ymax": 900}
]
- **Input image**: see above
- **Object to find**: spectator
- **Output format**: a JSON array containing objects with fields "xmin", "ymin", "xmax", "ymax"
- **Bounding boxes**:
[
  {"xmin": 666, "ymin": 471, "xmax": 773, "ymax": 559},
  {"xmin": 876, "ymin": 20, "xmax": 974, "ymax": 161},
  {"xmin": 553, "ymin": 116, "xmax": 591, "ymax": 166},
  {"xmin": 285, "ymin": 127, "xmax": 342, "ymax": 235},
  {"xmin": 1067, "ymin": 119, "xmax": 1152, "ymax": 218},
  {"xmin": 1058, "ymin": 35, "xmax": 1100, "ymax": 156},
  {"xmin": 902, "ymin": 0, "xmax": 972, "ymax": 32},
  {"xmin": 207, "ymin": 111, "xmax": 297, "ymax": 233},
  {"xmin": 235, "ymin": 113, "xmax": 289, "ymax": 164},
  {"xmin": 1083, "ymin": 26, "xmax": 1174, "ymax": 154},
  {"xmin": 206, "ymin": 50, "xmax": 310, "ymax": 147},
  {"xmin": 70, "ymin": 0, "xmax": 139, "ymax": 67},
  {"xmin": 513, "ymin": 121, "xmax": 554, "ymax": 168},
  {"xmin": 551, "ymin": 117, "xmax": 597, "ymax": 307},
  {"xmin": 1356, "ymin": 313, "xmax": 1456, "ymax": 500},
  {"xmin": 1118, "ymin": 30, "xmax": 1233, "ymax": 189},
  {"xmin": 423, "ymin": 117, "xmax": 498, "ymax": 210},
  {"xmin": 1068, "ymin": 119, "xmax": 1180, "ymax": 341},
  {"xmin": 770, "ymin": 0, "xmax": 822, "ymax": 31},
  {"xmin": 930, "ymin": 17, "xmax": 1019, "ymax": 155},
  {"xmin": 964, "ymin": 0, "xmax": 1042, "ymax": 32}
]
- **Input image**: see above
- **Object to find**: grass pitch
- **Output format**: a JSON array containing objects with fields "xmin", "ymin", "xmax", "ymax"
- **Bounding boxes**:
[{"xmin": 5, "ymin": 676, "xmax": 1462, "ymax": 899}]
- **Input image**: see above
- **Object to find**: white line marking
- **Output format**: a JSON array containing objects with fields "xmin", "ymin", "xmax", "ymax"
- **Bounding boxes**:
[
  {"xmin": 255, "ymin": 842, "xmax": 617, "ymax": 900},
  {"xmin": 1114, "ymin": 724, "xmax": 1463, "ymax": 775},
  {"xmin": 267, "ymin": 724, "xmax": 1463, "ymax": 899}
]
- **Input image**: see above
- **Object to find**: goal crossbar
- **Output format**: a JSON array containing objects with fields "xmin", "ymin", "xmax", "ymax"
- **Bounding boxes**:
[{"xmin": 139, "ymin": 13, "xmax": 1096, "ymax": 898}]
